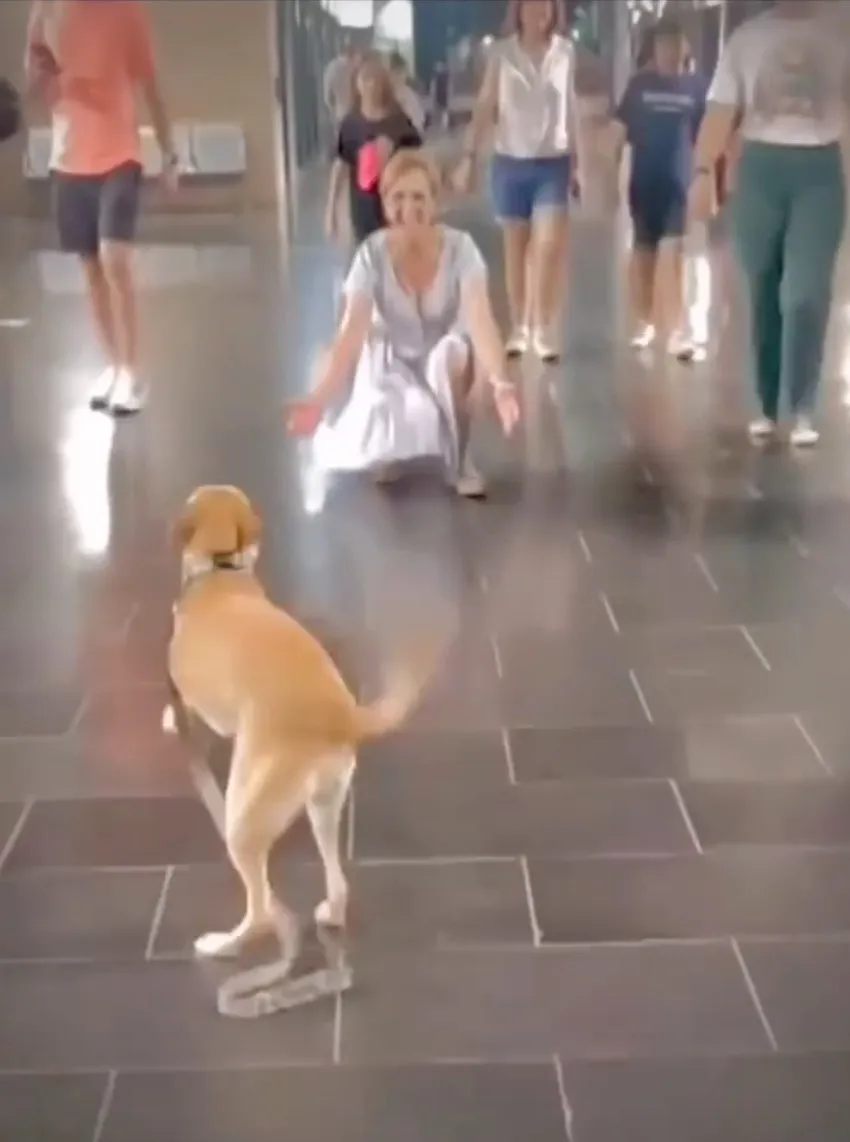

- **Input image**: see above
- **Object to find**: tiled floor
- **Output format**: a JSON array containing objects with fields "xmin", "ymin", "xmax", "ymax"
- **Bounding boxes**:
[{"xmin": 3, "ymin": 175, "xmax": 850, "ymax": 1140}]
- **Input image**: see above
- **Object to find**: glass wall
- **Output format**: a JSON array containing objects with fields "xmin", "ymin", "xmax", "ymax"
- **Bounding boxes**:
[{"xmin": 278, "ymin": 0, "xmax": 350, "ymax": 171}]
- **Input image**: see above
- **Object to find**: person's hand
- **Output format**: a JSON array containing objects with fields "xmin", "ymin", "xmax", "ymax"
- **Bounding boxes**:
[
  {"xmin": 687, "ymin": 168, "xmax": 715, "ymax": 225},
  {"xmin": 286, "ymin": 397, "xmax": 325, "ymax": 438},
  {"xmin": 375, "ymin": 135, "xmax": 392, "ymax": 168},
  {"xmin": 452, "ymin": 154, "xmax": 475, "ymax": 194},
  {"xmin": 493, "ymin": 382, "xmax": 520, "ymax": 436}
]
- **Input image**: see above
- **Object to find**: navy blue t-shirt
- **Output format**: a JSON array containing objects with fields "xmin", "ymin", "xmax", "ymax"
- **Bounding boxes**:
[{"xmin": 616, "ymin": 71, "xmax": 706, "ymax": 193}]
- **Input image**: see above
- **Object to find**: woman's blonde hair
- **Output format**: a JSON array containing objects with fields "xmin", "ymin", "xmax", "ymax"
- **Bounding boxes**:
[
  {"xmin": 379, "ymin": 147, "xmax": 442, "ymax": 198},
  {"xmin": 502, "ymin": 0, "xmax": 567, "ymax": 37},
  {"xmin": 350, "ymin": 50, "xmax": 400, "ymax": 115}
]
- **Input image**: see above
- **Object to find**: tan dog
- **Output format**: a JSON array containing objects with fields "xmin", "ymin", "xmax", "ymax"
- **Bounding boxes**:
[{"xmin": 165, "ymin": 484, "xmax": 432, "ymax": 960}]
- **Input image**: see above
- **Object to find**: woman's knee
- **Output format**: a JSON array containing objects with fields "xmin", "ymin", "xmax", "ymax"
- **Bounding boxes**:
[{"xmin": 430, "ymin": 335, "xmax": 473, "ymax": 394}]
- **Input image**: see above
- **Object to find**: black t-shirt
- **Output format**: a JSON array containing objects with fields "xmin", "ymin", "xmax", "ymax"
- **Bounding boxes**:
[{"xmin": 336, "ymin": 108, "xmax": 421, "ymax": 242}]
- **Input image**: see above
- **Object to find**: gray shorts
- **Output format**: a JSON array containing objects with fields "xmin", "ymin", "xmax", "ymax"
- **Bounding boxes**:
[{"xmin": 52, "ymin": 161, "xmax": 142, "ymax": 258}]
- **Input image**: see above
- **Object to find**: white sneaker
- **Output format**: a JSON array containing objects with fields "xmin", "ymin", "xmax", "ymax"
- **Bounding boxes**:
[
  {"xmin": 748, "ymin": 416, "xmax": 776, "ymax": 442},
  {"xmin": 88, "ymin": 367, "xmax": 117, "ymax": 410},
  {"xmin": 505, "ymin": 326, "xmax": 529, "ymax": 358},
  {"xmin": 668, "ymin": 332, "xmax": 696, "ymax": 362},
  {"xmin": 108, "ymin": 369, "xmax": 146, "ymax": 415},
  {"xmin": 450, "ymin": 459, "xmax": 486, "ymax": 498},
  {"xmin": 789, "ymin": 416, "xmax": 819, "ymax": 447},
  {"xmin": 532, "ymin": 328, "xmax": 560, "ymax": 363},
  {"xmin": 630, "ymin": 324, "xmax": 655, "ymax": 350}
]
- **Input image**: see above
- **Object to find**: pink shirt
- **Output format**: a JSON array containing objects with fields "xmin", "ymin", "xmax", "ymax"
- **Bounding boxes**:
[{"xmin": 27, "ymin": 0, "xmax": 155, "ymax": 176}]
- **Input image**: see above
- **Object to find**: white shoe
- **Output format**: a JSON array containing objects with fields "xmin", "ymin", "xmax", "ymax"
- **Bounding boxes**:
[
  {"xmin": 451, "ymin": 459, "xmax": 486, "ymax": 498},
  {"xmin": 668, "ymin": 332, "xmax": 696, "ymax": 362},
  {"xmin": 789, "ymin": 416, "xmax": 819, "ymax": 447},
  {"xmin": 88, "ymin": 367, "xmax": 117, "ymax": 410},
  {"xmin": 505, "ymin": 326, "xmax": 529, "ymax": 358},
  {"xmin": 630, "ymin": 324, "xmax": 655, "ymax": 350},
  {"xmin": 532, "ymin": 328, "xmax": 560, "ymax": 363},
  {"xmin": 748, "ymin": 416, "xmax": 776, "ymax": 442},
  {"xmin": 108, "ymin": 369, "xmax": 146, "ymax": 415}
]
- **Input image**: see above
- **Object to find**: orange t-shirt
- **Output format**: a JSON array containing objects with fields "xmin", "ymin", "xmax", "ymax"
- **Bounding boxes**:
[{"xmin": 27, "ymin": 0, "xmax": 155, "ymax": 176}]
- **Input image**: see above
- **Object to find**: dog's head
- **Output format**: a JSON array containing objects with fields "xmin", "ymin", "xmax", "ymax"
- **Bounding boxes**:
[{"xmin": 172, "ymin": 485, "xmax": 262, "ymax": 580}]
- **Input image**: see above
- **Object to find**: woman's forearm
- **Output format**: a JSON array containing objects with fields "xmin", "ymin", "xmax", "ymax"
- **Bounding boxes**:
[
  {"xmin": 312, "ymin": 299, "xmax": 371, "ymax": 408},
  {"xmin": 567, "ymin": 78, "xmax": 584, "ymax": 173},
  {"xmin": 693, "ymin": 104, "xmax": 737, "ymax": 170},
  {"xmin": 463, "ymin": 59, "xmax": 497, "ymax": 157},
  {"xmin": 326, "ymin": 160, "xmax": 344, "ymax": 217},
  {"xmin": 467, "ymin": 300, "xmax": 510, "ymax": 386}
]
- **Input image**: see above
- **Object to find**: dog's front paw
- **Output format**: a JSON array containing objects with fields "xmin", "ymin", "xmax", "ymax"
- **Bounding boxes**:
[{"xmin": 161, "ymin": 705, "xmax": 177, "ymax": 734}]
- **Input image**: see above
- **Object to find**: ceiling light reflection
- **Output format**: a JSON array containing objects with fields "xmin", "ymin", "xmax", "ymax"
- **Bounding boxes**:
[{"xmin": 60, "ymin": 405, "xmax": 115, "ymax": 558}]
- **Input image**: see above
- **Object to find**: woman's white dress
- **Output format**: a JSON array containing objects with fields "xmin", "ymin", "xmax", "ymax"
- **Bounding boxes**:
[{"xmin": 312, "ymin": 226, "xmax": 487, "ymax": 476}]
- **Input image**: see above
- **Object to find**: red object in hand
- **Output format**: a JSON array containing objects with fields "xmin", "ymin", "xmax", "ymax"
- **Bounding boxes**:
[
  {"xmin": 286, "ymin": 398, "xmax": 324, "ymax": 438},
  {"xmin": 357, "ymin": 140, "xmax": 383, "ymax": 192}
]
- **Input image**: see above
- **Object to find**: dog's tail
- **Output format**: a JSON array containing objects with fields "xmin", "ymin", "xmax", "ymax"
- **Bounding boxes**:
[{"xmin": 351, "ymin": 638, "xmax": 443, "ymax": 742}]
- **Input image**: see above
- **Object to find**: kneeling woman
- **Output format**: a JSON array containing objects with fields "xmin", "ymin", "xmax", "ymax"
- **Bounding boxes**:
[{"xmin": 287, "ymin": 149, "xmax": 520, "ymax": 497}]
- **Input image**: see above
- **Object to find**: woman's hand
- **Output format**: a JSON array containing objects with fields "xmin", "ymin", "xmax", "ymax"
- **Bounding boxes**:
[
  {"xmin": 492, "ymin": 382, "xmax": 520, "ymax": 436},
  {"xmin": 452, "ymin": 154, "xmax": 475, "ymax": 194},
  {"xmin": 285, "ymin": 397, "xmax": 325, "ymax": 438},
  {"xmin": 687, "ymin": 168, "xmax": 716, "ymax": 225}
]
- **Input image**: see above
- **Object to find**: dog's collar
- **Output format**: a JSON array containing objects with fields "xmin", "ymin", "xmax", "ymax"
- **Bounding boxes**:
[{"xmin": 180, "ymin": 551, "xmax": 245, "ymax": 592}]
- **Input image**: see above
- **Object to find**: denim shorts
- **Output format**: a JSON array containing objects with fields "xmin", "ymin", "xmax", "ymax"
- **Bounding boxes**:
[
  {"xmin": 491, "ymin": 153, "xmax": 572, "ymax": 222},
  {"xmin": 52, "ymin": 161, "xmax": 142, "ymax": 258}
]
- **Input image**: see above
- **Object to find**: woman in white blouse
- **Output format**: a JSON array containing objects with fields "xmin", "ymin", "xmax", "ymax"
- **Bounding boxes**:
[
  {"xmin": 689, "ymin": 0, "xmax": 846, "ymax": 447},
  {"xmin": 456, "ymin": 0, "xmax": 582, "ymax": 362}
]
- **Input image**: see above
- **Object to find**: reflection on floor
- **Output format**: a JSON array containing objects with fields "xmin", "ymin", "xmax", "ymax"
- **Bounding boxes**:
[{"xmin": 3, "ymin": 190, "xmax": 850, "ymax": 1141}]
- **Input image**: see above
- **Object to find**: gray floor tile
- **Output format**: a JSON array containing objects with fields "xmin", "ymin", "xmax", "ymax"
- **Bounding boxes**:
[
  {"xmin": 353, "ymin": 776, "xmax": 694, "ymax": 859},
  {"xmin": 0, "ymin": 868, "xmax": 164, "ymax": 960},
  {"xmin": 684, "ymin": 716, "xmax": 827, "ymax": 781},
  {"xmin": 561, "ymin": 1054, "xmax": 850, "ymax": 1142},
  {"xmin": 601, "ymin": 583, "xmax": 728, "ymax": 629},
  {"xmin": 1, "ymin": 797, "xmax": 227, "ymax": 870},
  {"xmin": 0, "ymin": 796, "xmax": 327, "ymax": 871},
  {"xmin": 151, "ymin": 858, "xmax": 533, "ymax": 957},
  {"xmin": 678, "ymin": 780, "xmax": 850, "ymax": 848},
  {"xmin": 338, "ymin": 944, "xmax": 770, "ymax": 1061},
  {"xmin": 528, "ymin": 851, "xmax": 850, "ymax": 944},
  {"xmin": 100, "ymin": 1062, "xmax": 567, "ymax": 1142},
  {"xmin": 0, "ymin": 687, "xmax": 85, "ymax": 737},
  {"xmin": 622, "ymin": 625, "xmax": 766, "ymax": 676},
  {"xmin": 402, "ymin": 631, "xmax": 502, "ymax": 731},
  {"xmin": 633, "ymin": 665, "xmax": 791, "ymax": 722},
  {"xmin": 357, "ymin": 730, "xmax": 510, "ymax": 792},
  {"xmin": 793, "ymin": 709, "xmax": 850, "ymax": 775},
  {"xmin": 73, "ymin": 685, "xmax": 194, "ymax": 775},
  {"xmin": 0, "ymin": 802, "xmax": 27, "ymax": 862},
  {"xmin": 0, "ymin": 736, "xmax": 195, "ymax": 801},
  {"xmin": 0, "ymin": 1072, "xmax": 108, "ymax": 1142},
  {"xmin": 510, "ymin": 726, "xmax": 686, "ymax": 781},
  {"xmin": 0, "ymin": 959, "xmax": 333, "ymax": 1069},
  {"xmin": 497, "ymin": 635, "xmax": 646, "ymax": 727},
  {"xmin": 739, "ymin": 938, "xmax": 850, "ymax": 1051}
]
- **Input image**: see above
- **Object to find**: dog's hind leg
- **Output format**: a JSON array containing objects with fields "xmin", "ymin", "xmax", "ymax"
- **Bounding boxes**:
[
  {"xmin": 194, "ymin": 754, "xmax": 303, "ymax": 961},
  {"xmin": 306, "ymin": 752, "xmax": 355, "ymax": 928}
]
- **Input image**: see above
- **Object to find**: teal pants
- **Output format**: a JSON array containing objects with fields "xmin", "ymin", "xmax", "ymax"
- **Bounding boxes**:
[{"xmin": 731, "ymin": 141, "xmax": 845, "ymax": 418}]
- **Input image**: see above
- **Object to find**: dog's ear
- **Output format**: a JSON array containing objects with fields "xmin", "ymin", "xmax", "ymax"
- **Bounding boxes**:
[{"xmin": 237, "ymin": 501, "xmax": 263, "ymax": 551}]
